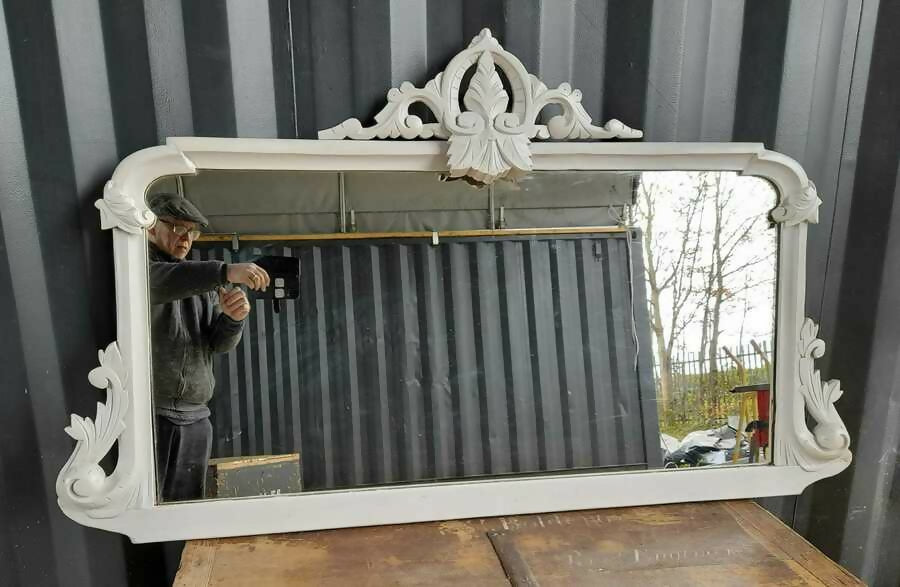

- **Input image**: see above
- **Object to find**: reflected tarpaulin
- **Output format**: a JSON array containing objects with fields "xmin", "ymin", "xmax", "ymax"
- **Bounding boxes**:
[
  {"xmin": 192, "ymin": 233, "xmax": 661, "ymax": 491},
  {"xmin": 163, "ymin": 170, "xmax": 635, "ymax": 235}
]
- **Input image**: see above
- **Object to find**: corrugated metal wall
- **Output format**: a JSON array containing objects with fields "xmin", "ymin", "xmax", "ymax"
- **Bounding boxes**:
[
  {"xmin": 194, "ymin": 234, "xmax": 660, "ymax": 490},
  {"xmin": 2, "ymin": 1, "xmax": 898, "ymax": 585}
]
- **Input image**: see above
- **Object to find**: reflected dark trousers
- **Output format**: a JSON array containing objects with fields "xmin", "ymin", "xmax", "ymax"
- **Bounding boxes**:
[{"xmin": 155, "ymin": 416, "xmax": 213, "ymax": 501}]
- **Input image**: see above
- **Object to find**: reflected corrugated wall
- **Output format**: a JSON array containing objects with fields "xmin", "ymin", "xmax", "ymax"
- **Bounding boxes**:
[
  {"xmin": 2, "ymin": 1, "xmax": 898, "ymax": 585},
  {"xmin": 194, "ymin": 235, "xmax": 659, "ymax": 490}
]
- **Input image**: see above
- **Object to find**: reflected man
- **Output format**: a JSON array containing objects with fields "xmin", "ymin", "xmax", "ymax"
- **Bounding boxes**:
[{"xmin": 147, "ymin": 193, "xmax": 270, "ymax": 501}]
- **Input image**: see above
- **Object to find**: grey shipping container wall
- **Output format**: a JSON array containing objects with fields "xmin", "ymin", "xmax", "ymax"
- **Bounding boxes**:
[
  {"xmin": 194, "ymin": 234, "xmax": 660, "ymax": 490},
  {"xmin": 1, "ymin": 1, "xmax": 898, "ymax": 586}
]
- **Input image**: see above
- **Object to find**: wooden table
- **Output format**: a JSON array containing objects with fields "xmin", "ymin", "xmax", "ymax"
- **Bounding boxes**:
[{"xmin": 175, "ymin": 500, "xmax": 861, "ymax": 586}]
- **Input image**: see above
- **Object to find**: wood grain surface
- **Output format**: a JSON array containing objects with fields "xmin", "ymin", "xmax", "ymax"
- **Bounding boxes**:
[{"xmin": 174, "ymin": 500, "xmax": 862, "ymax": 586}]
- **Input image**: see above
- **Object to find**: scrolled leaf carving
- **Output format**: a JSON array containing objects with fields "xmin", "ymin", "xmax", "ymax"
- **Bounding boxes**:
[
  {"xmin": 95, "ymin": 180, "xmax": 156, "ymax": 234},
  {"xmin": 783, "ymin": 318, "xmax": 852, "ymax": 471},
  {"xmin": 446, "ymin": 51, "xmax": 531, "ymax": 183},
  {"xmin": 319, "ymin": 28, "xmax": 642, "ymax": 184},
  {"xmin": 56, "ymin": 342, "xmax": 140, "ymax": 519},
  {"xmin": 771, "ymin": 180, "xmax": 821, "ymax": 225}
]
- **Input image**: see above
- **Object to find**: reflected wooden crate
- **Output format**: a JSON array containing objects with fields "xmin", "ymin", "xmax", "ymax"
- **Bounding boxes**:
[{"xmin": 206, "ymin": 454, "xmax": 302, "ymax": 499}]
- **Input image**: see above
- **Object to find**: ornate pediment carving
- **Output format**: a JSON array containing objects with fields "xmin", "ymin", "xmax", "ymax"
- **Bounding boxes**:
[{"xmin": 319, "ymin": 28, "xmax": 642, "ymax": 184}]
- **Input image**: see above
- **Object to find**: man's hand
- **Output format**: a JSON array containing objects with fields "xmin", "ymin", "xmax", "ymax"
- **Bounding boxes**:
[
  {"xmin": 219, "ymin": 287, "xmax": 251, "ymax": 321},
  {"xmin": 227, "ymin": 262, "xmax": 270, "ymax": 291}
]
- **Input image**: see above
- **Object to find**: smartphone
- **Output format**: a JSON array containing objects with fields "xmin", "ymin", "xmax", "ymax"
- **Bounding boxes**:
[{"xmin": 246, "ymin": 255, "xmax": 301, "ymax": 302}]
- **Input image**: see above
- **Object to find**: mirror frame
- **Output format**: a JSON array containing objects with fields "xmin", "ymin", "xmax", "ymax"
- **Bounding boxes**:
[{"xmin": 56, "ymin": 29, "xmax": 851, "ymax": 543}]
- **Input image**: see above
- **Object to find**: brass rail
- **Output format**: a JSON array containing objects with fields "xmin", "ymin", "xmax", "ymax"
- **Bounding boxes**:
[{"xmin": 196, "ymin": 226, "xmax": 628, "ymax": 243}]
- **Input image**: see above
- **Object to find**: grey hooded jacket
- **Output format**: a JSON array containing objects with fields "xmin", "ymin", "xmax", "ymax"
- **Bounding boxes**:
[{"xmin": 149, "ymin": 243, "xmax": 244, "ymax": 408}]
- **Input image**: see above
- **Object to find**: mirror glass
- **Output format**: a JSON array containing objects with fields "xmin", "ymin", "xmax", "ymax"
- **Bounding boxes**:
[{"xmin": 144, "ymin": 169, "xmax": 777, "ymax": 502}]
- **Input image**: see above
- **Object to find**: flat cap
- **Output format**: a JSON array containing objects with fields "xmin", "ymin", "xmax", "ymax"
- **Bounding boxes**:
[{"xmin": 147, "ymin": 192, "xmax": 210, "ymax": 227}]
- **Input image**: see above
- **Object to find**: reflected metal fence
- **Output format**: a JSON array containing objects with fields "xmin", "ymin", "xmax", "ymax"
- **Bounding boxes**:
[{"xmin": 657, "ymin": 341, "xmax": 773, "ymax": 437}]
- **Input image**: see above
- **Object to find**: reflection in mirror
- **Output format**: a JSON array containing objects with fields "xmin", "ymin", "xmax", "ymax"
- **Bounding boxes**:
[
  {"xmin": 634, "ymin": 172, "xmax": 777, "ymax": 469},
  {"xmin": 144, "ymin": 169, "xmax": 777, "ymax": 502}
]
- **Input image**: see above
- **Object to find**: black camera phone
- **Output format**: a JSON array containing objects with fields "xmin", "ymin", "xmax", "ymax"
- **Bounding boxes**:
[{"xmin": 246, "ymin": 255, "xmax": 300, "ymax": 312}]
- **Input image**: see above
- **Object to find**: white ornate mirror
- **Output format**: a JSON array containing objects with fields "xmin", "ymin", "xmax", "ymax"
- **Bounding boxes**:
[{"xmin": 57, "ymin": 29, "xmax": 850, "ymax": 543}]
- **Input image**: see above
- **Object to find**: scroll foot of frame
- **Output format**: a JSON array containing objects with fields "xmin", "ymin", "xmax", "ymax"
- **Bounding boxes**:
[
  {"xmin": 56, "ymin": 342, "xmax": 141, "ymax": 519},
  {"xmin": 781, "ymin": 318, "xmax": 852, "ymax": 472}
]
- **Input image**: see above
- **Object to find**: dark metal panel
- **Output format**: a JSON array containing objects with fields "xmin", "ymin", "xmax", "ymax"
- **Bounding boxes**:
[
  {"xmin": 602, "ymin": 0, "xmax": 653, "ymax": 128},
  {"xmin": 421, "ymin": 246, "xmax": 452, "ymax": 477},
  {"xmin": 255, "ymin": 295, "xmax": 273, "ymax": 455},
  {"xmin": 143, "ymin": 0, "xmax": 193, "ymax": 139},
  {"xmin": 288, "ymin": 0, "xmax": 318, "ymax": 138},
  {"xmin": 556, "ymin": 240, "xmax": 592, "ymax": 467},
  {"xmin": 630, "ymin": 233, "xmax": 663, "ymax": 469},
  {"xmin": 290, "ymin": 0, "xmax": 392, "ymax": 136},
  {"xmin": 599, "ymin": 239, "xmax": 629, "ymax": 463},
  {"xmin": 425, "ymin": 0, "xmax": 464, "ymax": 80},
  {"xmin": 321, "ymin": 245, "xmax": 351, "ymax": 486},
  {"xmin": 182, "ymin": 0, "xmax": 237, "ymax": 137},
  {"xmin": 448, "ymin": 242, "xmax": 485, "ymax": 476},
  {"xmin": 571, "ymin": 0, "xmax": 607, "ymax": 123},
  {"xmin": 267, "ymin": 287, "xmax": 287, "ymax": 454},
  {"xmin": 369, "ymin": 245, "xmax": 393, "ymax": 482},
  {"xmin": 644, "ymin": 0, "xmax": 744, "ymax": 142},
  {"xmin": 349, "ymin": 0, "xmax": 392, "ymax": 123},
  {"xmin": 268, "ymin": 0, "xmax": 297, "ymax": 138},
  {"xmin": 578, "ymin": 238, "xmax": 618, "ymax": 465},
  {"xmin": 0, "ymin": 215, "xmax": 59, "ymax": 587},
  {"xmin": 754, "ymin": 0, "xmax": 863, "ymax": 535},
  {"xmin": 617, "ymin": 238, "xmax": 649, "ymax": 465},
  {"xmin": 195, "ymin": 235, "xmax": 658, "ymax": 492},
  {"xmin": 501, "ymin": 0, "xmax": 540, "ymax": 74},
  {"xmin": 400, "ymin": 245, "xmax": 428, "ymax": 480},
  {"xmin": 732, "ymin": 0, "xmax": 791, "ymax": 147},
  {"xmin": 352, "ymin": 245, "xmax": 382, "ymax": 484},
  {"xmin": 797, "ymin": 1, "xmax": 900, "ymax": 582},
  {"xmin": 499, "ymin": 240, "xmax": 539, "ymax": 472},
  {"xmin": 476, "ymin": 243, "xmax": 513, "ymax": 474},
  {"xmin": 342, "ymin": 248, "xmax": 363, "ymax": 481},
  {"xmin": 528, "ymin": 239, "xmax": 566, "ymax": 470},
  {"xmin": 778, "ymin": 1, "xmax": 863, "ymax": 331},
  {"xmin": 463, "ymin": 0, "xmax": 505, "ymax": 44},
  {"xmin": 225, "ymin": 0, "xmax": 279, "ymax": 138},
  {"xmin": 0, "ymin": 0, "xmax": 136, "ymax": 585},
  {"xmin": 98, "ymin": 0, "xmax": 158, "ymax": 157},
  {"xmin": 295, "ymin": 246, "xmax": 323, "ymax": 486}
]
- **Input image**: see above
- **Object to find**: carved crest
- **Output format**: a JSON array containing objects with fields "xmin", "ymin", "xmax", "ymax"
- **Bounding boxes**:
[
  {"xmin": 771, "ymin": 180, "xmax": 822, "ymax": 225},
  {"xmin": 319, "ymin": 28, "xmax": 642, "ymax": 184},
  {"xmin": 781, "ymin": 318, "xmax": 852, "ymax": 471},
  {"xmin": 96, "ymin": 180, "xmax": 156, "ymax": 233},
  {"xmin": 56, "ymin": 343, "xmax": 140, "ymax": 518}
]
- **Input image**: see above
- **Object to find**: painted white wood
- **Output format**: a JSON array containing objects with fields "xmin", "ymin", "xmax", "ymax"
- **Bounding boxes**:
[
  {"xmin": 54, "ymin": 137, "xmax": 851, "ymax": 541},
  {"xmin": 56, "ymin": 342, "xmax": 139, "ymax": 518},
  {"xmin": 56, "ymin": 28, "xmax": 851, "ymax": 542},
  {"xmin": 318, "ymin": 29, "xmax": 642, "ymax": 184},
  {"xmin": 78, "ymin": 461, "xmax": 848, "ymax": 544}
]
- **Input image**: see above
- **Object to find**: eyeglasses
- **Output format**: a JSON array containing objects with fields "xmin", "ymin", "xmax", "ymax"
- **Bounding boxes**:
[{"xmin": 159, "ymin": 220, "xmax": 201, "ymax": 240}]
